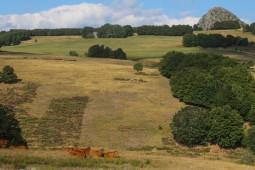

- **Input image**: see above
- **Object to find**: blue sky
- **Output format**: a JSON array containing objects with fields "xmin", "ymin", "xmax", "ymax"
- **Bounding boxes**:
[{"xmin": 0, "ymin": 0, "xmax": 254, "ymax": 30}]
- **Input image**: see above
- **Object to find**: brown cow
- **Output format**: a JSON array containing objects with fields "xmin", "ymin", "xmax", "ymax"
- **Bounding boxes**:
[
  {"xmin": 89, "ymin": 149, "xmax": 104, "ymax": 157},
  {"xmin": 103, "ymin": 151, "xmax": 120, "ymax": 158},
  {"xmin": 66, "ymin": 148, "xmax": 86, "ymax": 158},
  {"xmin": 79, "ymin": 147, "xmax": 91, "ymax": 157},
  {"xmin": 0, "ymin": 140, "xmax": 8, "ymax": 148},
  {"xmin": 9, "ymin": 145, "xmax": 28, "ymax": 150}
]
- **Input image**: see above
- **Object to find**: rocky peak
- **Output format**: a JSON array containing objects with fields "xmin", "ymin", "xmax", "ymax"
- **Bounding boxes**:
[{"xmin": 198, "ymin": 7, "xmax": 245, "ymax": 30}]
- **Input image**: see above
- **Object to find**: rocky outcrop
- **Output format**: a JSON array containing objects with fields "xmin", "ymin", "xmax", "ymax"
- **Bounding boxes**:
[{"xmin": 198, "ymin": 7, "xmax": 245, "ymax": 30}]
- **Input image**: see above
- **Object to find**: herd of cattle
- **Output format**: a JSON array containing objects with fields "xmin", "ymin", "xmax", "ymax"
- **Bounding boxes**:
[
  {"xmin": 0, "ymin": 139, "xmax": 119, "ymax": 158},
  {"xmin": 63, "ymin": 147, "xmax": 120, "ymax": 158}
]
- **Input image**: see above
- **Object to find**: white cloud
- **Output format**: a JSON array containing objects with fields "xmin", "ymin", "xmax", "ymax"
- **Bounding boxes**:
[{"xmin": 0, "ymin": 2, "xmax": 199, "ymax": 31}]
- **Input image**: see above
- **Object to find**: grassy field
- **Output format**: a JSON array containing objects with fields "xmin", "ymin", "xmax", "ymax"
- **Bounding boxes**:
[
  {"xmin": 0, "ymin": 55, "xmax": 185, "ymax": 149},
  {"xmin": 1, "ymin": 30, "xmax": 255, "ymax": 60},
  {"xmin": 1, "ymin": 30, "xmax": 255, "ymax": 169}
]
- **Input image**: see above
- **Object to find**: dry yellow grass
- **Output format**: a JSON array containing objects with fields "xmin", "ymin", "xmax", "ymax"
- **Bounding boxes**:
[
  {"xmin": 0, "ymin": 55, "xmax": 185, "ymax": 149},
  {"xmin": 0, "ymin": 149, "xmax": 254, "ymax": 170}
]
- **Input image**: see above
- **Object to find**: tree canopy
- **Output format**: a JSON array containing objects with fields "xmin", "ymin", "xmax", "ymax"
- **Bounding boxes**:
[
  {"xmin": 87, "ymin": 44, "xmax": 127, "ymax": 60},
  {"xmin": 0, "ymin": 104, "xmax": 27, "ymax": 147}
]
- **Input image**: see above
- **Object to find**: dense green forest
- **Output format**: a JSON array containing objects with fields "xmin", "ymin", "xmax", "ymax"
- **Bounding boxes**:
[
  {"xmin": 183, "ymin": 33, "xmax": 251, "ymax": 48},
  {"xmin": 159, "ymin": 51, "xmax": 255, "ymax": 149}
]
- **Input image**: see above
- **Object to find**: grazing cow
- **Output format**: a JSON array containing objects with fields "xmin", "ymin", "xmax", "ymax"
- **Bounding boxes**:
[
  {"xmin": 66, "ymin": 148, "xmax": 86, "ymax": 158},
  {"xmin": 79, "ymin": 147, "xmax": 91, "ymax": 157},
  {"xmin": 103, "ymin": 151, "xmax": 120, "ymax": 158},
  {"xmin": 9, "ymin": 145, "xmax": 27, "ymax": 150},
  {"xmin": 0, "ymin": 140, "xmax": 8, "ymax": 148},
  {"xmin": 89, "ymin": 149, "xmax": 104, "ymax": 157}
]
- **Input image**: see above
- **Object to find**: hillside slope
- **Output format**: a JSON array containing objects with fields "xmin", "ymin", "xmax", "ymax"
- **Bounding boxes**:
[{"xmin": 0, "ymin": 55, "xmax": 185, "ymax": 149}]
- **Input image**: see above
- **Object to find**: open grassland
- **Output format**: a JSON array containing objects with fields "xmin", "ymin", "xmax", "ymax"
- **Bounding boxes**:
[
  {"xmin": 1, "ymin": 30, "xmax": 255, "ymax": 60},
  {"xmin": 0, "ymin": 55, "xmax": 185, "ymax": 149},
  {"xmin": 0, "ymin": 148, "xmax": 255, "ymax": 170}
]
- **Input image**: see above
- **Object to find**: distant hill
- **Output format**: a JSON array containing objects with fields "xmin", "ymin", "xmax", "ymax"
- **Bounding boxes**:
[{"xmin": 198, "ymin": 7, "xmax": 246, "ymax": 30}]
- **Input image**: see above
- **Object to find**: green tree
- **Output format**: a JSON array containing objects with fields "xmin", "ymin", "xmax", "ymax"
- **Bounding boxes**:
[
  {"xmin": 0, "ymin": 65, "xmax": 19, "ymax": 84},
  {"xmin": 112, "ymin": 48, "xmax": 127, "ymax": 60},
  {"xmin": 0, "ymin": 104, "xmax": 27, "ymax": 147},
  {"xmin": 243, "ymin": 127, "xmax": 255, "ymax": 152},
  {"xmin": 171, "ymin": 106, "xmax": 210, "ymax": 147},
  {"xmin": 82, "ymin": 26, "xmax": 94, "ymax": 38},
  {"xmin": 69, "ymin": 51, "xmax": 79, "ymax": 56},
  {"xmin": 208, "ymin": 105, "xmax": 244, "ymax": 148},
  {"xmin": 133, "ymin": 63, "xmax": 143, "ymax": 72},
  {"xmin": 183, "ymin": 34, "xmax": 198, "ymax": 47}
]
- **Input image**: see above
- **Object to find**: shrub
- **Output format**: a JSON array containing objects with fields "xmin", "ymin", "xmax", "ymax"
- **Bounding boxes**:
[
  {"xmin": 69, "ymin": 51, "xmax": 79, "ymax": 56},
  {"xmin": 183, "ymin": 34, "xmax": 198, "ymax": 47},
  {"xmin": 87, "ymin": 44, "xmax": 127, "ymax": 60},
  {"xmin": 243, "ymin": 127, "xmax": 255, "ymax": 152},
  {"xmin": 0, "ymin": 104, "xmax": 27, "ymax": 147},
  {"xmin": 208, "ymin": 106, "xmax": 244, "ymax": 148},
  {"xmin": 171, "ymin": 106, "xmax": 211, "ymax": 147},
  {"xmin": 0, "ymin": 65, "xmax": 19, "ymax": 84},
  {"xmin": 133, "ymin": 63, "xmax": 143, "ymax": 73},
  {"xmin": 112, "ymin": 48, "xmax": 127, "ymax": 60}
]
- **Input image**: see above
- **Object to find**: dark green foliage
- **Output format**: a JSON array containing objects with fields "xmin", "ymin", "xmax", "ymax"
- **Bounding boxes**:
[
  {"xmin": 171, "ymin": 106, "xmax": 210, "ymax": 147},
  {"xmin": 87, "ymin": 44, "xmax": 127, "ymax": 60},
  {"xmin": 30, "ymin": 28, "xmax": 82, "ymax": 36},
  {"xmin": 123, "ymin": 25, "xmax": 134, "ymax": 37},
  {"xmin": 112, "ymin": 48, "xmax": 127, "ymax": 60},
  {"xmin": 159, "ymin": 51, "xmax": 238, "ymax": 78},
  {"xmin": 160, "ymin": 52, "xmax": 255, "ymax": 121},
  {"xmin": 69, "ymin": 51, "xmax": 79, "ymax": 56},
  {"xmin": 243, "ymin": 127, "xmax": 255, "ymax": 152},
  {"xmin": 97, "ymin": 24, "xmax": 132, "ymax": 38},
  {"xmin": 212, "ymin": 21, "xmax": 241, "ymax": 30},
  {"xmin": 0, "ymin": 104, "xmax": 27, "ymax": 147},
  {"xmin": 0, "ymin": 65, "xmax": 19, "ymax": 84},
  {"xmin": 82, "ymin": 27, "xmax": 94, "ymax": 38},
  {"xmin": 182, "ymin": 34, "xmax": 198, "ymax": 47},
  {"xmin": 133, "ymin": 63, "xmax": 143, "ymax": 72},
  {"xmin": 193, "ymin": 24, "xmax": 202, "ymax": 31},
  {"xmin": 208, "ymin": 106, "xmax": 244, "ymax": 148},
  {"xmin": 250, "ymin": 23, "xmax": 255, "ymax": 35},
  {"xmin": 0, "ymin": 30, "xmax": 31, "ymax": 47},
  {"xmin": 183, "ymin": 33, "xmax": 250, "ymax": 48},
  {"xmin": 137, "ymin": 25, "xmax": 193, "ymax": 36}
]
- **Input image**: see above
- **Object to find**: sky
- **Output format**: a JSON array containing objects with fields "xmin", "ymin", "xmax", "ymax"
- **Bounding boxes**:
[{"xmin": 0, "ymin": 0, "xmax": 254, "ymax": 31}]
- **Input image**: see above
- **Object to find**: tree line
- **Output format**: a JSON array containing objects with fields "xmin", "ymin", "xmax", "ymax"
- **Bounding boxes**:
[
  {"xmin": 212, "ymin": 21, "xmax": 241, "ymax": 30},
  {"xmin": 243, "ymin": 23, "xmax": 255, "ymax": 35},
  {"xmin": 183, "ymin": 33, "xmax": 251, "ymax": 48},
  {"xmin": 136, "ymin": 25, "xmax": 193, "ymax": 36},
  {"xmin": 159, "ymin": 51, "xmax": 255, "ymax": 150}
]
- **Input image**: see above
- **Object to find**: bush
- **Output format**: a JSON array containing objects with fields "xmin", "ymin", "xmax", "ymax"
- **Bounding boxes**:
[
  {"xmin": 69, "ymin": 51, "xmax": 79, "ymax": 56},
  {"xmin": 133, "ymin": 63, "xmax": 143, "ymax": 73},
  {"xmin": 87, "ymin": 44, "xmax": 127, "ymax": 60},
  {"xmin": 171, "ymin": 106, "xmax": 211, "ymax": 147},
  {"xmin": 208, "ymin": 106, "xmax": 244, "ymax": 148},
  {"xmin": 0, "ymin": 65, "xmax": 19, "ymax": 84},
  {"xmin": 183, "ymin": 34, "xmax": 198, "ymax": 47},
  {"xmin": 243, "ymin": 127, "xmax": 255, "ymax": 152},
  {"xmin": 0, "ymin": 104, "xmax": 27, "ymax": 147},
  {"xmin": 112, "ymin": 48, "xmax": 127, "ymax": 60}
]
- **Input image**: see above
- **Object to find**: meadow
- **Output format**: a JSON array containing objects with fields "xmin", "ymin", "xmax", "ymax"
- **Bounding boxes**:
[
  {"xmin": 1, "ymin": 30, "xmax": 255, "ymax": 169},
  {"xmin": 2, "ymin": 30, "xmax": 255, "ymax": 61}
]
